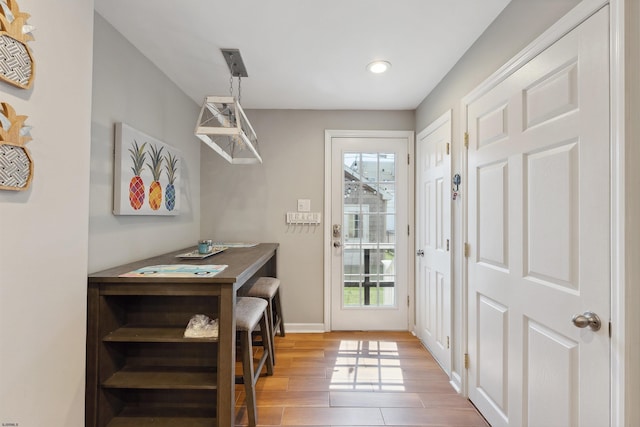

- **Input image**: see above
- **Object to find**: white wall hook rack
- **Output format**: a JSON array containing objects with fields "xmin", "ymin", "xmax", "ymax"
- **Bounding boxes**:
[{"xmin": 286, "ymin": 212, "xmax": 321, "ymax": 225}]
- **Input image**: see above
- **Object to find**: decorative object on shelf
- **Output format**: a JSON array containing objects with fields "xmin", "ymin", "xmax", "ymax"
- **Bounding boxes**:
[
  {"xmin": 198, "ymin": 239, "xmax": 213, "ymax": 254},
  {"xmin": 113, "ymin": 122, "xmax": 182, "ymax": 216},
  {"xmin": 184, "ymin": 314, "xmax": 219, "ymax": 338},
  {"xmin": 0, "ymin": 0, "xmax": 34, "ymax": 89},
  {"xmin": 175, "ymin": 247, "xmax": 227, "ymax": 259},
  {"xmin": 0, "ymin": 102, "xmax": 33, "ymax": 191},
  {"xmin": 195, "ymin": 48, "xmax": 262, "ymax": 164}
]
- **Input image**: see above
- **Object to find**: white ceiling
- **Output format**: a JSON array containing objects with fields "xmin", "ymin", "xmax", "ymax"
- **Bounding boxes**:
[{"xmin": 94, "ymin": 0, "xmax": 511, "ymax": 110}]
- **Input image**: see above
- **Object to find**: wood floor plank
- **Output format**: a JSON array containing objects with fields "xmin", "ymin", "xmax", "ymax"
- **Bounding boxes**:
[
  {"xmin": 288, "ymin": 357, "xmax": 337, "ymax": 368},
  {"xmin": 324, "ymin": 331, "xmax": 416, "ymax": 341},
  {"xmin": 381, "ymin": 407, "xmax": 489, "ymax": 426},
  {"xmin": 244, "ymin": 332, "xmax": 486, "ymax": 426},
  {"xmin": 277, "ymin": 425, "xmax": 330, "ymax": 427},
  {"xmin": 282, "ymin": 407, "xmax": 385, "ymax": 425},
  {"xmin": 417, "ymin": 392, "xmax": 477, "ymax": 408},
  {"xmin": 324, "ymin": 347, "xmax": 435, "ymax": 359},
  {"xmin": 255, "ymin": 376, "xmax": 290, "ymax": 391},
  {"xmin": 234, "ymin": 406, "xmax": 283, "ymax": 426},
  {"xmin": 326, "ymin": 365, "xmax": 448, "ymax": 381},
  {"xmin": 287, "ymin": 377, "xmax": 375, "ymax": 392},
  {"xmin": 272, "ymin": 366, "xmax": 327, "ymax": 378},
  {"xmin": 276, "ymin": 348, "xmax": 326, "ymax": 359},
  {"xmin": 254, "ymin": 391, "xmax": 329, "ymax": 407},
  {"xmin": 373, "ymin": 379, "xmax": 458, "ymax": 393},
  {"xmin": 275, "ymin": 339, "xmax": 296, "ymax": 349},
  {"xmin": 292, "ymin": 339, "xmax": 343, "ymax": 350},
  {"xmin": 329, "ymin": 391, "xmax": 424, "ymax": 408},
  {"xmin": 326, "ymin": 365, "xmax": 406, "ymax": 381}
]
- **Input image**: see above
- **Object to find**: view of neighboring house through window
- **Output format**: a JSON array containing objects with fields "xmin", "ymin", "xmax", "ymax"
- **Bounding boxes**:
[{"xmin": 343, "ymin": 152, "xmax": 396, "ymax": 308}]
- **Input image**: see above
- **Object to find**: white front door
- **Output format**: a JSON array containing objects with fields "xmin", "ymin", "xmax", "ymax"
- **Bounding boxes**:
[
  {"xmin": 416, "ymin": 111, "xmax": 452, "ymax": 374},
  {"xmin": 327, "ymin": 131, "xmax": 411, "ymax": 331},
  {"xmin": 466, "ymin": 6, "xmax": 610, "ymax": 427}
]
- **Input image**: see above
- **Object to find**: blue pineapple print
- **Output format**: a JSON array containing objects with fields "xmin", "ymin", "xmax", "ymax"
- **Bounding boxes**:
[{"xmin": 164, "ymin": 152, "xmax": 178, "ymax": 211}]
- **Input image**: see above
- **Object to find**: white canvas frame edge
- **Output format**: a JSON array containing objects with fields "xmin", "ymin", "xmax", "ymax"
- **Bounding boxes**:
[{"xmin": 113, "ymin": 122, "xmax": 182, "ymax": 216}]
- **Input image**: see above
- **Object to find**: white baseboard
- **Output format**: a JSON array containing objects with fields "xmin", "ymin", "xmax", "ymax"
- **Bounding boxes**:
[{"xmin": 450, "ymin": 372, "xmax": 463, "ymax": 394}]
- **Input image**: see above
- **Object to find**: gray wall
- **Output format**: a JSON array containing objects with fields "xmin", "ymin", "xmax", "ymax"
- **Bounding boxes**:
[
  {"xmin": 200, "ymin": 110, "xmax": 414, "ymax": 325},
  {"xmin": 89, "ymin": 13, "xmax": 202, "ymax": 273},
  {"xmin": 0, "ymin": 1, "xmax": 94, "ymax": 425},
  {"xmin": 416, "ymin": 0, "xmax": 581, "ymax": 130},
  {"xmin": 625, "ymin": 0, "xmax": 640, "ymax": 422},
  {"xmin": 414, "ymin": 0, "xmax": 580, "ymax": 390}
]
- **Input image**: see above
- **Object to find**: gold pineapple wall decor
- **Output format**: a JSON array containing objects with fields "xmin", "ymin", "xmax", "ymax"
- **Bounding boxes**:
[
  {"xmin": 0, "ymin": 101, "xmax": 33, "ymax": 191},
  {"xmin": 0, "ymin": 0, "xmax": 34, "ymax": 89}
]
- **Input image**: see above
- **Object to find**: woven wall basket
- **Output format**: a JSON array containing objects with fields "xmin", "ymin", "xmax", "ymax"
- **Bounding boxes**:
[
  {"xmin": 0, "ymin": 102, "xmax": 32, "ymax": 191},
  {"xmin": 0, "ymin": 141, "xmax": 32, "ymax": 190},
  {"xmin": 0, "ymin": 33, "xmax": 34, "ymax": 89},
  {"xmin": 0, "ymin": 0, "xmax": 35, "ymax": 89}
]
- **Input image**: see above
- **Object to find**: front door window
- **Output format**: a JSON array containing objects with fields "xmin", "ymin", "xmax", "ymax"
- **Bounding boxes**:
[{"xmin": 342, "ymin": 152, "xmax": 396, "ymax": 308}]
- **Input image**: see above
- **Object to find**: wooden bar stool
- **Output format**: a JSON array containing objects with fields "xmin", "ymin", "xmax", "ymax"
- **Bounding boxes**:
[
  {"xmin": 246, "ymin": 277, "xmax": 285, "ymax": 364},
  {"xmin": 235, "ymin": 296, "xmax": 274, "ymax": 427}
]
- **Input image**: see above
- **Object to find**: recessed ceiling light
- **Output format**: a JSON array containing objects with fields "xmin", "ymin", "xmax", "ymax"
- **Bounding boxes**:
[{"xmin": 367, "ymin": 60, "xmax": 391, "ymax": 74}]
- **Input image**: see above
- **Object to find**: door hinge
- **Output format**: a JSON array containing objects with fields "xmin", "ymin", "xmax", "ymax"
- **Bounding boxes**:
[
  {"xmin": 446, "ymin": 142, "xmax": 450, "ymax": 155},
  {"xmin": 464, "ymin": 353, "xmax": 470, "ymax": 369},
  {"xmin": 407, "ymin": 153, "xmax": 410, "ymax": 165},
  {"xmin": 407, "ymin": 225, "xmax": 410, "ymax": 236},
  {"xmin": 446, "ymin": 239, "xmax": 450, "ymax": 252},
  {"xmin": 464, "ymin": 243, "xmax": 470, "ymax": 258},
  {"xmin": 464, "ymin": 132, "xmax": 469, "ymax": 149},
  {"xmin": 407, "ymin": 295, "xmax": 410, "ymax": 307},
  {"xmin": 446, "ymin": 336, "xmax": 450, "ymax": 349},
  {"xmin": 609, "ymin": 321, "xmax": 612, "ymax": 338}
]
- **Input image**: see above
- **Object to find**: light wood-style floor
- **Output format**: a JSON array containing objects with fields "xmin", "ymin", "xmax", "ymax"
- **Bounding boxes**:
[{"xmin": 235, "ymin": 331, "xmax": 489, "ymax": 426}]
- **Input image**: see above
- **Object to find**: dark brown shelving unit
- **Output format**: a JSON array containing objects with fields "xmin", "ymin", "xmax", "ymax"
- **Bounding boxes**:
[
  {"xmin": 85, "ymin": 244, "xmax": 278, "ymax": 427},
  {"xmin": 105, "ymin": 406, "xmax": 217, "ymax": 427}
]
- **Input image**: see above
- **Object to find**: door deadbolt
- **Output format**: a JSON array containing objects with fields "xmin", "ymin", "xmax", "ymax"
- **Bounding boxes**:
[{"xmin": 333, "ymin": 224, "xmax": 341, "ymax": 238}]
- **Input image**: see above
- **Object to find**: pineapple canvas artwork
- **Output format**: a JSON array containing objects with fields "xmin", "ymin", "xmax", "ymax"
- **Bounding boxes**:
[
  {"xmin": 114, "ymin": 123, "xmax": 181, "ymax": 215},
  {"xmin": 0, "ymin": 102, "xmax": 33, "ymax": 191},
  {"xmin": 0, "ymin": 0, "xmax": 35, "ymax": 89}
]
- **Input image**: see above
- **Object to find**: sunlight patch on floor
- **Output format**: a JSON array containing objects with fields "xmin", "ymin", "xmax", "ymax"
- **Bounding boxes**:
[{"xmin": 329, "ymin": 340, "xmax": 406, "ymax": 391}]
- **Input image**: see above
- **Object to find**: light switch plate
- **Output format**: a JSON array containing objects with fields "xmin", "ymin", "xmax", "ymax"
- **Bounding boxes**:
[{"xmin": 297, "ymin": 199, "xmax": 311, "ymax": 212}]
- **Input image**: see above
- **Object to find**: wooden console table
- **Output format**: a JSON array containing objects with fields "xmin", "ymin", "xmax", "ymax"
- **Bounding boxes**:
[{"xmin": 85, "ymin": 243, "xmax": 278, "ymax": 427}]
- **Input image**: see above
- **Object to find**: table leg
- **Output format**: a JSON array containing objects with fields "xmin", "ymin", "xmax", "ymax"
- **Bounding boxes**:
[{"xmin": 217, "ymin": 286, "xmax": 236, "ymax": 427}]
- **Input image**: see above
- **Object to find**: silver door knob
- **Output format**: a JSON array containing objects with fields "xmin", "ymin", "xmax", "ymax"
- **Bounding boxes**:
[
  {"xmin": 571, "ymin": 311, "xmax": 601, "ymax": 331},
  {"xmin": 416, "ymin": 249, "xmax": 424, "ymax": 257},
  {"xmin": 333, "ymin": 241, "xmax": 342, "ymax": 248}
]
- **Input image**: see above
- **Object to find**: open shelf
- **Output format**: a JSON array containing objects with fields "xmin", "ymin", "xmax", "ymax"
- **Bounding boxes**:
[
  {"xmin": 108, "ymin": 419, "xmax": 215, "ymax": 427},
  {"xmin": 107, "ymin": 406, "xmax": 216, "ymax": 427},
  {"xmin": 104, "ymin": 325, "xmax": 218, "ymax": 343},
  {"xmin": 103, "ymin": 366, "xmax": 217, "ymax": 390}
]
